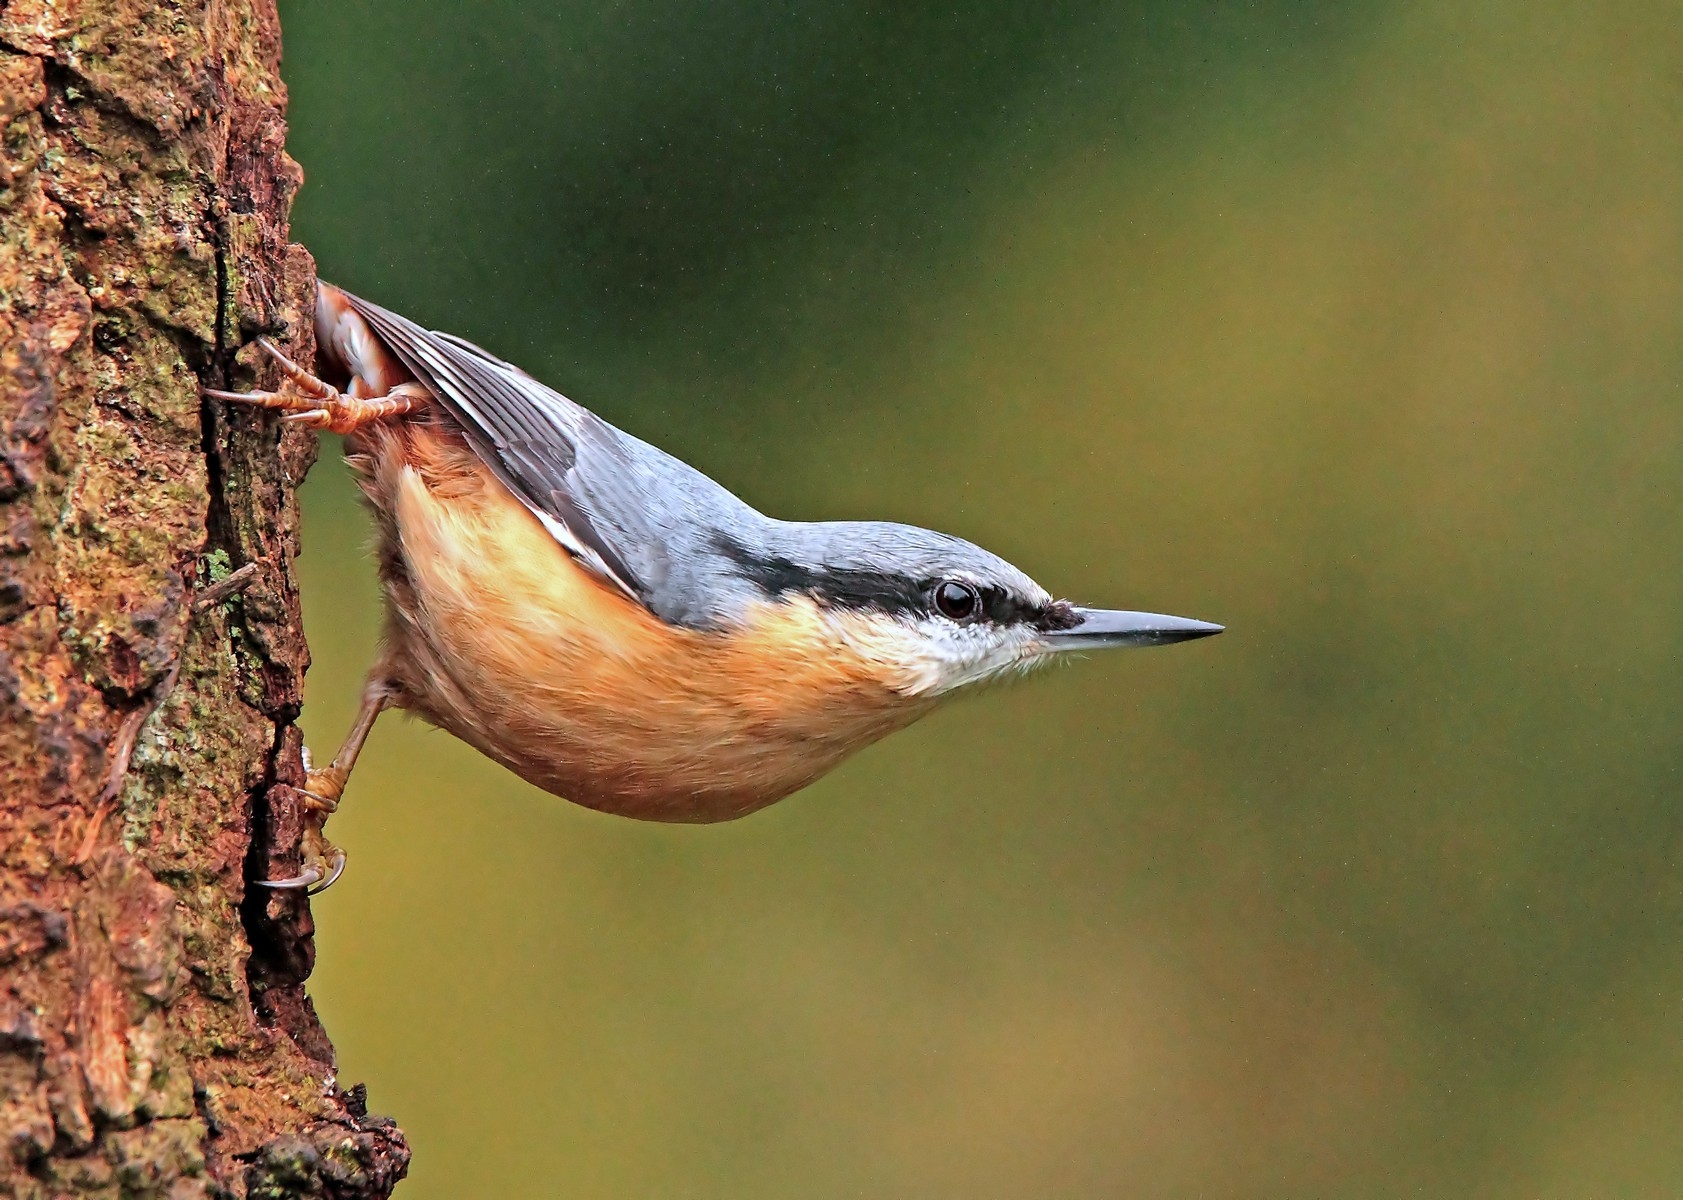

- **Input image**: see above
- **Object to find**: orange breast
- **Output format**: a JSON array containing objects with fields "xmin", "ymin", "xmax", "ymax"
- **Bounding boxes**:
[{"xmin": 356, "ymin": 424, "xmax": 933, "ymax": 821}]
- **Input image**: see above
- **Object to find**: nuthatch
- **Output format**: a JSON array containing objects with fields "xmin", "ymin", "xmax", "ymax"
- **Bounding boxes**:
[{"xmin": 209, "ymin": 283, "xmax": 1221, "ymax": 891}]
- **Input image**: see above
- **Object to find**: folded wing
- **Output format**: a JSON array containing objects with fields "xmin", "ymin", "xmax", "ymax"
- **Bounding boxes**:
[{"xmin": 341, "ymin": 290, "xmax": 650, "ymax": 605}]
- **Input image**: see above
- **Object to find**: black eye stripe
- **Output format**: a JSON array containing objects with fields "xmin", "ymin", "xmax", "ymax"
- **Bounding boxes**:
[
  {"xmin": 932, "ymin": 581, "xmax": 1045, "ymax": 627},
  {"xmin": 713, "ymin": 533, "xmax": 1059, "ymax": 628},
  {"xmin": 980, "ymin": 587, "xmax": 1021, "ymax": 625}
]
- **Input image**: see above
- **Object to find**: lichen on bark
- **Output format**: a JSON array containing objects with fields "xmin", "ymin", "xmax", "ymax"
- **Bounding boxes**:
[{"xmin": 0, "ymin": 2, "xmax": 407, "ymax": 1196}]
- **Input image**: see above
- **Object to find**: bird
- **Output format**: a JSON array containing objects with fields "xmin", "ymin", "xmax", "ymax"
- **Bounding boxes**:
[{"xmin": 207, "ymin": 282, "xmax": 1221, "ymax": 892}]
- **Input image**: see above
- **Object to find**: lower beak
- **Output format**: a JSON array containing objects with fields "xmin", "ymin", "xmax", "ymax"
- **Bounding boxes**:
[{"xmin": 1040, "ymin": 607, "xmax": 1224, "ymax": 650}]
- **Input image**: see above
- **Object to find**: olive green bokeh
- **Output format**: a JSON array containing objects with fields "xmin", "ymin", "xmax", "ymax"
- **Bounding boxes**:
[{"xmin": 281, "ymin": 1, "xmax": 1683, "ymax": 1194}]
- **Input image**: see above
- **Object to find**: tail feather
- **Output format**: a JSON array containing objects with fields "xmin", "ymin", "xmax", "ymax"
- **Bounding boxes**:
[{"xmin": 314, "ymin": 281, "xmax": 414, "ymax": 399}]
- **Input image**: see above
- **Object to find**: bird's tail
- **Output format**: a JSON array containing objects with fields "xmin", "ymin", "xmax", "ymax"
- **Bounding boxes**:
[{"xmin": 314, "ymin": 281, "xmax": 414, "ymax": 400}]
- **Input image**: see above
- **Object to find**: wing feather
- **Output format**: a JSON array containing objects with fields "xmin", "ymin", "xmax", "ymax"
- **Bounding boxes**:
[{"xmin": 340, "ymin": 289, "xmax": 646, "ymax": 602}]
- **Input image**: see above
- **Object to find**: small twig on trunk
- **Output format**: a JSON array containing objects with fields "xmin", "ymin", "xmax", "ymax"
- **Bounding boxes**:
[{"xmin": 195, "ymin": 560, "xmax": 262, "ymax": 610}]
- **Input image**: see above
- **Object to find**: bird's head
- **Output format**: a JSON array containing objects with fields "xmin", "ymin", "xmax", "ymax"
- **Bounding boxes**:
[{"xmin": 714, "ymin": 520, "xmax": 1221, "ymax": 699}]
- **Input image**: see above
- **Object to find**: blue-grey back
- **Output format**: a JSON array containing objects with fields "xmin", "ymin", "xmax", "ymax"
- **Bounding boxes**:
[{"xmin": 339, "ymin": 288, "xmax": 1048, "ymax": 630}]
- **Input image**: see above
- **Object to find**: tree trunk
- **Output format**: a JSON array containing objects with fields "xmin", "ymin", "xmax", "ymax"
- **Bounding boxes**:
[{"xmin": 0, "ymin": 2, "xmax": 408, "ymax": 1196}]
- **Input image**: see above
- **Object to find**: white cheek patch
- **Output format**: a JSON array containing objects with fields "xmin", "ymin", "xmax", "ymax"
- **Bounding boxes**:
[
  {"xmin": 815, "ymin": 610, "xmax": 1053, "ymax": 699},
  {"xmin": 823, "ymin": 611, "xmax": 948, "ymax": 695},
  {"xmin": 899, "ymin": 619, "xmax": 1047, "ymax": 696}
]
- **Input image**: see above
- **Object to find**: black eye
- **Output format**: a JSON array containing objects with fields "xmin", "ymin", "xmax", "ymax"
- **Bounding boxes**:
[{"xmin": 933, "ymin": 581, "xmax": 981, "ymax": 622}]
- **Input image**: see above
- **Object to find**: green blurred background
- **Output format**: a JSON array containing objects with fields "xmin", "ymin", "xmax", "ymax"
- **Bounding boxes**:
[{"xmin": 277, "ymin": 1, "xmax": 1683, "ymax": 1194}]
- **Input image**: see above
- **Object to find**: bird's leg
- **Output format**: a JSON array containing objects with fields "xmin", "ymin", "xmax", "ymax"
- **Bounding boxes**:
[
  {"xmin": 260, "ymin": 677, "xmax": 390, "ymax": 894},
  {"xmin": 204, "ymin": 338, "xmax": 426, "ymax": 435}
]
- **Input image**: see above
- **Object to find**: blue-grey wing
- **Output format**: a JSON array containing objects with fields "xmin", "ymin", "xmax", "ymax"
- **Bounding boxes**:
[{"xmin": 341, "ymin": 290, "xmax": 660, "ymax": 606}]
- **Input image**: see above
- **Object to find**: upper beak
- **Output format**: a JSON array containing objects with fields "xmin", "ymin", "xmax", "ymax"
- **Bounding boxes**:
[{"xmin": 1040, "ymin": 607, "xmax": 1224, "ymax": 650}]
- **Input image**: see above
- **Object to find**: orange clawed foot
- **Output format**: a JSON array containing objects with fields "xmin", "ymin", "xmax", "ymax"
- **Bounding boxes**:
[
  {"xmin": 256, "ymin": 680, "xmax": 389, "ymax": 896},
  {"xmin": 256, "ymin": 749, "xmax": 350, "ymax": 894},
  {"xmin": 204, "ymin": 338, "xmax": 424, "ymax": 435}
]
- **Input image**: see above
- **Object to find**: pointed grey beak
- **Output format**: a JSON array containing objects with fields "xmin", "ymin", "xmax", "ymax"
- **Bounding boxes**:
[{"xmin": 1041, "ymin": 607, "xmax": 1224, "ymax": 650}]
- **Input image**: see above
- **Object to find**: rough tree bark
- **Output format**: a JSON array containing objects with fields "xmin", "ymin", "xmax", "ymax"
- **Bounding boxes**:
[{"xmin": 0, "ymin": 1, "xmax": 409, "ymax": 1196}]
